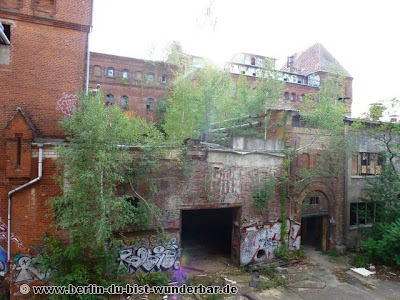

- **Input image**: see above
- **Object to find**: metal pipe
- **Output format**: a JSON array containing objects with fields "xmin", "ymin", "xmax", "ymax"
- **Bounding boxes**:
[{"xmin": 7, "ymin": 146, "xmax": 43, "ymax": 262}]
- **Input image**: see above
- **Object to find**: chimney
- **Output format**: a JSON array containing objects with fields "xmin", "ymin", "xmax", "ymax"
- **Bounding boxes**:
[{"xmin": 287, "ymin": 56, "xmax": 294, "ymax": 72}]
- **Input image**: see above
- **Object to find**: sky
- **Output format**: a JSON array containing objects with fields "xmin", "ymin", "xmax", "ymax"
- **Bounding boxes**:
[{"xmin": 90, "ymin": 0, "xmax": 400, "ymax": 117}]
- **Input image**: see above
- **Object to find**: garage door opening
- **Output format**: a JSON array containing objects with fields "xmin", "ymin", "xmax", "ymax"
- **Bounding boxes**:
[{"xmin": 181, "ymin": 208, "xmax": 233, "ymax": 256}]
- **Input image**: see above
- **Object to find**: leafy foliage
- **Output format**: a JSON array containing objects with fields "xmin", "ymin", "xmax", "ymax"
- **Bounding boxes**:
[
  {"xmin": 252, "ymin": 178, "xmax": 277, "ymax": 212},
  {"xmin": 39, "ymin": 92, "xmax": 163, "ymax": 296}
]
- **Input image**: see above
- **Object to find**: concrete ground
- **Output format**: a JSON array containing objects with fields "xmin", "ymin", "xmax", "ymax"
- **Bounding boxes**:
[{"xmin": 175, "ymin": 246, "xmax": 400, "ymax": 300}]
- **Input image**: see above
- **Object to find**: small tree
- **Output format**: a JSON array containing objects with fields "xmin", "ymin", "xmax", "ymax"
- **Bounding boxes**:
[{"xmin": 40, "ymin": 92, "xmax": 163, "ymax": 298}]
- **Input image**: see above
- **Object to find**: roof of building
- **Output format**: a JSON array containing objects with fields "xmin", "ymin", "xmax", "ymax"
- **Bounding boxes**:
[{"xmin": 280, "ymin": 43, "xmax": 352, "ymax": 77}]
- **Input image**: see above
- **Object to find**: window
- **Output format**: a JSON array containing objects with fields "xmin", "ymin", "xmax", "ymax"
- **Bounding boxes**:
[
  {"xmin": 92, "ymin": 65, "xmax": 102, "ymax": 77},
  {"xmin": 122, "ymin": 69, "xmax": 129, "ymax": 80},
  {"xmin": 309, "ymin": 196, "xmax": 319, "ymax": 205},
  {"xmin": 351, "ymin": 153, "xmax": 383, "ymax": 176},
  {"xmin": 120, "ymin": 95, "xmax": 129, "ymax": 109},
  {"xmin": 299, "ymin": 94, "xmax": 305, "ymax": 102},
  {"xmin": 290, "ymin": 93, "xmax": 296, "ymax": 101},
  {"xmin": 105, "ymin": 94, "xmax": 114, "ymax": 106},
  {"xmin": 147, "ymin": 73, "xmax": 155, "ymax": 81},
  {"xmin": 32, "ymin": 0, "xmax": 56, "ymax": 17},
  {"xmin": 135, "ymin": 71, "xmax": 144, "ymax": 81},
  {"xmin": 146, "ymin": 98, "xmax": 154, "ymax": 110},
  {"xmin": 350, "ymin": 202, "xmax": 376, "ymax": 226},
  {"xmin": 0, "ymin": 22, "xmax": 11, "ymax": 45},
  {"xmin": 251, "ymin": 57, "xmax": 256, "ymax": 66},
  {"xmin": 161, "ymin": 74, "xmax": 168, "ymax": 84},
  {"xmin": 284, "ymin": 92, "xmax": 289, "ymax": 100},
  {"xmin": 107, "ymin": 68, "xmax": 114, "ymax": 78}
]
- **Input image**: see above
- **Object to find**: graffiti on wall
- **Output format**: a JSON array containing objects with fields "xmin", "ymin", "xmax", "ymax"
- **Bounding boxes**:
[
  {"xmin": 13, "ymin": 255, "xmax": 48, "ymax": 284},
  {"xmin": 118, "ymin": 238, "xmax": 181, "ymax": 274},
  {"xmin": 240, "ymin": 220, "xmax": 301, "ymax": 265},
  {"xmin": 0, "ymin": 219, "xmax": 25, "ymax": 249},
  {"xmin": 0, "ymin": 247, "xmax": 7, "ymax": 284},
  {"xmin": 56, "ymin": 92, "xmax": 78, "ymax": 118}
]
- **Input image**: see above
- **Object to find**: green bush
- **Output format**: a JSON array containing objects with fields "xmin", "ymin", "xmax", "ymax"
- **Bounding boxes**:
[
  {"xmin": 353, "ymin": 254, "xmax": 367, "ymax": 268},
  {"xmin": 361, "ymin": 218, "xmax": 400, "ymax": 268},
  {"xmin": 136, "ymin": 272, "xmax": 170, "ymax": 286}
]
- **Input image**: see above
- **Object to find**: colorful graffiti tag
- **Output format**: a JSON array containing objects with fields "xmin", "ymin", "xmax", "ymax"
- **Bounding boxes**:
[
  {"xmin": 13, "ymin": 255, "xmax": 48, "ymax": 284},
  {"xmin": 0, "ymin": 219, "xmax": 25, "ymax": 249},
  {"xmin": 240, "ymin": 220, "xmax": 301, "ymax": 265},
  {"xmin": 0, "ymin": 247, "xmax": 7, "ymax": 284},
  {"xmin": 118, "ymin": 238, "xmax": 181, "ymax": 274}
]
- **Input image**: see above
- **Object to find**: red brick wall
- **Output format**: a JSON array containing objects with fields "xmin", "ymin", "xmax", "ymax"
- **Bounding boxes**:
[{"xmin": 89, "ymin": 52, "xmax": 172, "ymax": 121}]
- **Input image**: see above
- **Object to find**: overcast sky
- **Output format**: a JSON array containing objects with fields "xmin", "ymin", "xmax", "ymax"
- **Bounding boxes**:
[{"xmin": 90, "ymin": 0, "xmax": 400, "ymax": 117}]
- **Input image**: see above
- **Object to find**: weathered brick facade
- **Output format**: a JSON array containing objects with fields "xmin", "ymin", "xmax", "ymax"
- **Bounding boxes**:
[{"xmin": 0, "ymin": 0, "xmax": 92, "ymax": 297}]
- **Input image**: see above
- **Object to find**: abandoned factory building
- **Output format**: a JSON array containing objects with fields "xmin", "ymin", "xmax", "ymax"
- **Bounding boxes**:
[{"xmin": 0, "ymin": 1, "xmax": 380, "ymax": 297}]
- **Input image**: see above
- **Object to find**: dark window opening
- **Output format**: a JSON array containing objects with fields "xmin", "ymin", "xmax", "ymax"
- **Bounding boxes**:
[
  {"xmin": 350, "ymin": 202, "xmax": 376, "ymax": 226},
  {"xmin": 16, "ymin": 134, "xmax": 22, "ymax": 169},
  {"xmin": 251, "ymin": 57, "xmax": 256, "ymax": 66},
  {"xmin": 0, "ymin": 23, "xmax": 11, "ymax": 45},
  {"xmin": 120, "ymin": 95, "xmax": 129, "ymax": 109},
  {"xmin": 105, "ymin": 94, "xmax": 114, "ymax": 106},
  {"xmin": 146, "ymin": 98, "xmax": 154, "ymax": 110},
  {"xmin": 284, "ymin": 92, "xmax": 289, "ymax": 100},
  {"xmin": 309, "ymin": 196, "xmax": 319, "ymax": 205},
  {"xmin": 161, "ymin": 74, "xmax": 168, "ymax": 84}
]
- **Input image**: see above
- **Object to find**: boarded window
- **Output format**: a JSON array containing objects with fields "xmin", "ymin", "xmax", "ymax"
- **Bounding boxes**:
[{"xmin": 92, "ymin": 65, "xmax": 102, "ymax": 77}]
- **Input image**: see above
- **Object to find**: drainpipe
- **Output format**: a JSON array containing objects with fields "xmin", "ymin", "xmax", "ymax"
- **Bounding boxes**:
[{"xmin": 7, "ymin": 145, "xmax": 43, "ymax": 263}]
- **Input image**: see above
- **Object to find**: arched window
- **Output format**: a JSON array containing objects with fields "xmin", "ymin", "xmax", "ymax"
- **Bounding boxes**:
[
  {"xmin": 299, "ymin": 94, "xmax": 305, "ymax": 102},
  {"xmin": 107, "ymin": 67, "xmax": 114, "ymax": 78},
  {"xmin": 92, "ymin": 65, "xmax": 102, "ymax": 77},
  {"xmin": 251, "ymin": 57, "xmax": 256, "ymax": 66},
  {"xmin": 135, "ymin": 71, "xmax": 144, "ymax": 81},
  {"xmin": 290, "ymin": 93, "xmax": 296, "ymax": 101},
  {"xmin": 146, "ymin": 98, "xmax": 154, "ymax": 110},
  {"xmin": 284, "ymin": 92, "xmax": 289, "ymax": 100},
  {"xmin": 105, "ymin": 94, "xmax": 114, "ymax": 106},
  {"xmin": 120, "ymin": 95, "xmax": 129, "ymax": 109},
  {"xmin": 122, "ymin": 69, "xmax": 129, "ymax": 80}
]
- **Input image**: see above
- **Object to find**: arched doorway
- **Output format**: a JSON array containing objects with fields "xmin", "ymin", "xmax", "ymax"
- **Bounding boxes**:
[{"xmin": 301, "ymin": 191, "xmax": 329, "ymax": 250}]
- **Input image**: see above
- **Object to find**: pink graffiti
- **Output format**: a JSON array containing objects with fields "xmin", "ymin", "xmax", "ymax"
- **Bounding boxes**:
[
  {"xmin": 0, "ymin": 220, "xmax": 25, "ymax": 249},
  {"xmin": 56, "ymin": 92, "xmax": 78, "ymax": 118}
]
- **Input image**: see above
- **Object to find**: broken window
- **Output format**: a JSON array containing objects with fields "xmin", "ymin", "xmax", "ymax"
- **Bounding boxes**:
[
  {"xmin": 122, "ymin": 69, "xmax": 129, "ymax": 80},
  {"xmin": 251, "ymin": 57, "xmax": 255, "ymax": 66},
  {"xmin": 135, "ymin": 71, "xmax": 144, "ymax": 81},
  {"xmin": 299, "ymin": 94, "xmax": 305, "ymax": 102},
  {"xmin": 350, "ymin": 202, "xmax": 376, "ymax": 226},
  {"xmin": 120, "ymin": 95, "xmax": 129, "ymax": 109},
  {"xmin": 284, "ymin": 92, "xmax": 289, "ymax": 100},
  {"xmin": 351, "ymin": 153, "xmax": 383, "ymax": 176},
  {"xmin": 105, "ymin": 94, "xmax": 114, "ymax": 106},
  {"xmin": 290, "ymin": 93, "xmax": 296, "ymax": 101},
  {"xmin": 107, "ymin": 67, "xmax": 114, "ymax": 78},
  {"xmin": 146, "ymin": 98, "xmax": 154, "ymax": 110},
  {"xmin": 0, "ymin": 22, "xmax": 10, "ymax": 45},
  {"xmin": 147, "ymin": 73, "xmax": 155, "ymax": 82},
  {"xmin": 161, "ymin": 74, "xmax": 168, "ymax": 84}
]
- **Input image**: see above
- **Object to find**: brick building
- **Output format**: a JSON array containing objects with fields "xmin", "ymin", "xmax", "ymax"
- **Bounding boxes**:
[
  {"xmin": 89, "ymin": 43, "xmax": 353, "ymax": 119},
  {"xmin": 0, "ymin": 0, "xmax": 92, "ymax": 297}
]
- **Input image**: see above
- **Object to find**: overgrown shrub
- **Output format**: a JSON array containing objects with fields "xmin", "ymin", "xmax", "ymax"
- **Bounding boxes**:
[
  {"xmin": 136, "ymin": 272, "xmax": 170, "ymax": 286},
  {"xmin": 252, "ymin": 178, "xmax": 277, "ymax": 212}
]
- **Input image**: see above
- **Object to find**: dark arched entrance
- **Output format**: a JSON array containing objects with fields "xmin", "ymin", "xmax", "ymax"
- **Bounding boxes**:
[{"xmin": 301, "ymin": 191, "xmax": 329, "ymax": 250}]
